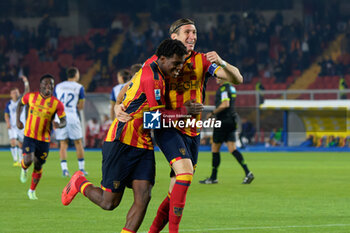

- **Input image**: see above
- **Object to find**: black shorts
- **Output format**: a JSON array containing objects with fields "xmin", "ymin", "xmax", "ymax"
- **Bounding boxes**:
[
  {"xmin": 22, "ymin": 136, "xmax": 50, "ymax": 166},
  {"xmin": 213, "ymin": 118, "xmax": 237, "ymax": 143},
  {"xmin": 154, "ymin": 128, "xmax": 200, "ymax": 177},
  {"xmin": 101, "ymin": 140, "xmax": 155, "ymax": 193}
]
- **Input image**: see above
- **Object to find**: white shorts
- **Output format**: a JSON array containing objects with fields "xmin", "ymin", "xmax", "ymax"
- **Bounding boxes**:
[
  {"xmin": 55, "ymin": 122, "xmax": 83, "ymax": 141},
  {"xmin": 8, "ymin": 127, "xmax": 24, "ymax": 142}
]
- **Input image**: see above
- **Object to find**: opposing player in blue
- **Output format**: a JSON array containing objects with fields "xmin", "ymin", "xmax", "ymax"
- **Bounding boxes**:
[
  {"xmin": 110, "ymin": 69, "xmax": 132, "ymax": 120},
  {"xmin": 4, "ymin": 76, "xmax": 30, "ymax": 167},
  {"xmin": 54, "ymin": 67, "xmax": 87, "ymax": 177}
]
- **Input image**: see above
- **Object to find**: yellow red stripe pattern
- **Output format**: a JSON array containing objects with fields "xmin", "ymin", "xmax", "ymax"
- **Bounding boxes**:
[{"xmin": 21, "ymin": 92, "xmax": 65, "ymax": 142}]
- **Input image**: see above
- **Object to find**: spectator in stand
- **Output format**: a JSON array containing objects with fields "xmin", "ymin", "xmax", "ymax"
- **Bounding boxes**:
[
  {"xmin": 300, "ymin": 135, "xmax": 314, "ymax": 147},
  {"xmin": 255, "ymin": 78, "xmax": 265, "ymax": 104},
  {"xmin": 239, "ymin": 118, "xmax": 256, "ymax": 147},
  {"xmin": 339, "ymin": 76, "xmax": 348, "ymax": 99},
  {"xmin": 85, "ymin": 118, "xmax": 100, "ymax": 148}
]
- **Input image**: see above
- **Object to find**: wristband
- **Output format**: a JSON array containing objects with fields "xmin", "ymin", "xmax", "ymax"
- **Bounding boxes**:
[{"xmin": 220, "ymin": 60, "xmax": 227, "ymax": 68}]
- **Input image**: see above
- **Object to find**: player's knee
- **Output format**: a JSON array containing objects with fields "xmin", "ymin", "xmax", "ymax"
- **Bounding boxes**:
[{"xmin": 100, "ymin": 201, "xmax": 119, "ymax": 211}]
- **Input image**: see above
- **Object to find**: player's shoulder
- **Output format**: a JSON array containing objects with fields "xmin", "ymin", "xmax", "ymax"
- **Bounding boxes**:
[
  {"xmin": 5, "ymin": 100, "xmax": 11, "ymax": 108},
  {"xmin": 139, "ymin": 64, "xmax": 154, "ymax": 78},
  {"xmin": 143, "ymin": 55, "xmax": 158, "ymax": 66}
]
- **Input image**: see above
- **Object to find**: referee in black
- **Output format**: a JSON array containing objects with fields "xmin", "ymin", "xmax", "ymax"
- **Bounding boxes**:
[{"xmin": 200, "ymin": 79, "xmax": 254, "ymax": 184}]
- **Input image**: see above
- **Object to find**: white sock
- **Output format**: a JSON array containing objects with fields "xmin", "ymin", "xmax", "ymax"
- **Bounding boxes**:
[
  {"xmin": 78, "ymin": 158, "xmax": 85, "ymax": 170},
  {"xmin": 10, "ymin": 147, "xmax": 17, "ymax": 162},
  {"xmin": 60, "ymin": 160, "xmax": 68, "ymax": 171},
  {"xmin": 18, "ymin": 148, "xmax": 23, "ymax": 162}
]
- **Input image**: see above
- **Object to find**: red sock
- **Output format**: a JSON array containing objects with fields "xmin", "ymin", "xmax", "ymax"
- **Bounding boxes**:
[
  {"xmin": 149, "ymin": 193, "xmax": 171, "ymax": 233},
  {"xmin": 169, "ymin": 173, "xmax": 193, "ymax": 233},
  {"xmin": 30, "ymin": 169, "xmax": 42, "ymax": 190},
  {"xmin": 75, "ymin": 176, "xmax": 92, "ymax": 196}
]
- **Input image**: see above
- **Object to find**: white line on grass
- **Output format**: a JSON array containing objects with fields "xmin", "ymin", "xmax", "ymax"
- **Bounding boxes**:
[{"xmin": 139, "ymin": 223, "xmax": 350, "ymax": 233}]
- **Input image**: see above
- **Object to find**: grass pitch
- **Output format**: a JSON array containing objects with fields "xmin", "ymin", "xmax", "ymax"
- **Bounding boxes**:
[{"xmin": 0, "ymin": 150, "xmax": 349, "ymax": 233}]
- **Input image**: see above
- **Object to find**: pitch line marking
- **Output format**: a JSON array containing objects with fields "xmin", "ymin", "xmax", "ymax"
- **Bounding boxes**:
[{"xmin": 139, "ymin": 223, "xmax": 350, "ymax": 232}]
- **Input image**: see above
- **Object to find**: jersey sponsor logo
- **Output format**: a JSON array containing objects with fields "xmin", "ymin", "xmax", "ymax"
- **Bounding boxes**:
[
  {"xmin": 168, "ymin": 80, "xmax": 200, "ymax": 91},
  {"xmin": 143, "ymin": 110, "xmax": 161, "ymax": 129}
]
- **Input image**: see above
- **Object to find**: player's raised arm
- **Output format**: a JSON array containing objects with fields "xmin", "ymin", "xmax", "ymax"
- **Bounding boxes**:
[
  {"xmin": 20, "ymin": 76, "xmax": 30, "ymax": 94},
  {"xmin": 205, "ymin": 51, "xmax": 243, "ymax": 85}
]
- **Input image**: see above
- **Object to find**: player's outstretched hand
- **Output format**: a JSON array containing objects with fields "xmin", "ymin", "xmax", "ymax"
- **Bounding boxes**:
[
  {"xmin": 115, "ymin": 104, "xmax": 132, "ymax": 123},
  {"xmin": 184, "ymin": 99, "xmax": 204, "ymax": 115}
]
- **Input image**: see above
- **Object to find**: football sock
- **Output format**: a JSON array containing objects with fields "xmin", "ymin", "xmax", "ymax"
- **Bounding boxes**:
[
  {"xmin": 210, "ymin": 152, "xmax": 220, "ymax": 180},
  {"xmin": 75, "ymin": 176, "xmax": 92, "ymax": 196},
  {"xmin": 78, "ymin": 158, "xmax": 85, "ymax": 170},
  {"xmin": 30, "ymin": 169, "xmax": 42, "ymax": 191},
  {"xmin": 60, "ymin": 160, "xmax": 68, "ymax": 171},
  {"xmin": 18, "ymin": 148, "xmax": 23, "ymax": 162},
  {"xmin": 232, "ymin": 150, "xmax": 250, "ymax": 175},
  {"xmin": 121, "ymin": 228, "xmax": 135, "ymax": 233},
  {"xmin": 10, "ymin": 147, "xmax": 17, "ymax": 162},
  {"xmin": 169, "ymin": 173, "xmax": 193, "ymax": 233},
  {"xmin": 149, "ymin": 192, "xmax": 171, "ymax": 233}
]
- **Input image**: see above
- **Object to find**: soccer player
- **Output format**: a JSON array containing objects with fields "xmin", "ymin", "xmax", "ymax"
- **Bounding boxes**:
[
  {"xmin": 199, "ymin": 79, "xmax": 254, "ymax": 184},
  {"xmin": 115, "ymin": 18, "xmax": 243, "ymax": 233},
  {"xmin": 17, "ymin": 74, "xmax": 66, "ymax": 200},
  {"xmin": 54, "ymin": 67, "xmax": 87, "ymax": 177},
  {"xmin": 110, "ymin": 69, "xmax": 132, "ymax": 120},
  {"xmin": 4, "ymin": 76, "xmax": 30, "ymax": 167},
  {"xmin": 61, "ymin": 39, "xmax": 201, "ymax": 233}
]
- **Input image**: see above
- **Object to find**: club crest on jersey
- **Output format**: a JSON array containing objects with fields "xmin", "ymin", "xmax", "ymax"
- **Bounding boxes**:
[
  {"xmin": 154, "ymin": 89, "xmax": 161, "ymax": 100},
  {"xmin": 47, "ymin": 102, "xmax": 52, "ymax": 107},
  {"xmin": 25, "ymin": 147, "xmax": 30, "ymax": 152},
  {"xmin": 143, "ymin": 110, "xmax": 161, "ymax": 129}
]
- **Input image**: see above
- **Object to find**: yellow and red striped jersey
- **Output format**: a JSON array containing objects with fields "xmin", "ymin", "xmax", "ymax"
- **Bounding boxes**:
[
  {"xmin": 21, "ymin": 92, "xmax": 65, "ymax": 142},
  {"xmin": 105, "ymin": 62, "xmax": 166, "ymax": 150},
  {"xmin": 144, "ymin": 51, "xmax": 219, "ymax": 137}
]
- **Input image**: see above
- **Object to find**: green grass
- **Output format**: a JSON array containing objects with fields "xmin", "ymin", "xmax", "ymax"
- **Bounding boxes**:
[{"xmin": 0, "ymin": 150, "xmax": 350, "ymax": 233}]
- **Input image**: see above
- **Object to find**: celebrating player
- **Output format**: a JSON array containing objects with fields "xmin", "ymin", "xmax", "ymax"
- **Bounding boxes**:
[
  {"xmin": 199, "ymin": 79, "xmax": 254, "ymax": 185},
  {"xmin": 17, "ymin": 74, "xmax": 66, "ymax": 200},
  {"xmin": 116, "ymin": 18, "xmax": 243, "ymax": 233},
  {"xmin": 61, "ymin": 39, "xmax": 201, "ymax": 233},
  {"xmin": 54, "ymin": 67, "xmax": 87, "ymax": 177},
  {"xmin": 4, "ymin": 76, "xmax": 30, "ymax": 167}
]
